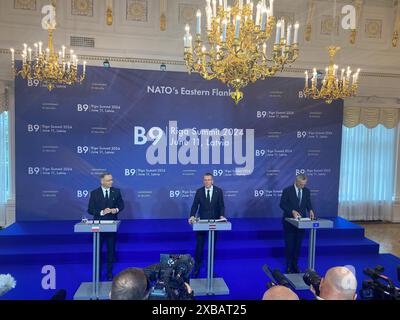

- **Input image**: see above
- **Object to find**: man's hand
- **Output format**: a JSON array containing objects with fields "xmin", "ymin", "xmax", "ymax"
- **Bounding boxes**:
[
  {"xmin": 188, "ymin": 216, "xmax": 196, "ymax": 225},
  {"xmin": 309, "ymin": 210, "xmax": 315, "ymax": 220},
  {"xmin": 184, "ymin": 283, "xmax": 193, "ymax": 295},
  {"xmin": 103, "ymin": 208, "xmax": 112, "ymax": 214},
  {"xmin": 111, "ymin": 209, "xmax": 118, "ymax": 215},
  {"xmin": 292, "ymin": 210, "xmax": 301, "ymax": 219},
  {"xmin": 220, "ymin": 216, "xmax": 227, "ymax": 221}
]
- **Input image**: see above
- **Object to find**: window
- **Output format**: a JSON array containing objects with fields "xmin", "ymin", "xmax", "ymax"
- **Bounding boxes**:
[
  {"xmin": 0, "ymin": 111, "xmax": 9, "ymax": 204},
  {"xmin": 339, "ymin": 124, "xmax": 396, "ymax": 202}
]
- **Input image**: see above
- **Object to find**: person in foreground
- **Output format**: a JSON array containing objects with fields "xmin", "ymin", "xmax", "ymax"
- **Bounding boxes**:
[
  {"xmin": 313, "ymin": 266, "xmax": 358, "ymax": 300},
  {"xmin": 280, "ymin": 174, "xmax": 315, "ymax": 274},
  {"xmin": 262, "ymin": 285, "xmax": 299, "ymax": 300},
  {"xmin": 188, "ymin": 173, "xmax": 226, "ymax": 277},
  {"xmin": 88, "ymin": 172, "xmax": 125, "ymax": 280},
  {"xmin": 110, "ymin": 268, "xmax": 193, "ymax": 300},
  {"xmin": 110, "ymin": 268, "xmax": 149, "ymax": 300}
]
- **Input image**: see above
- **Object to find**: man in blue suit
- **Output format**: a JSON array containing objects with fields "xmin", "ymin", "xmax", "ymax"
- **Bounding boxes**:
[
  {"xmin": 280, "ymin": 174, "xmax": 315, "ymax": 274},
  {"xmin": 88, "ymin": 173, "xmax": 125, "ymax": 280},
  {"xmin": 189, "ymin": 173, "xmax": 226, "ymax": 277}
]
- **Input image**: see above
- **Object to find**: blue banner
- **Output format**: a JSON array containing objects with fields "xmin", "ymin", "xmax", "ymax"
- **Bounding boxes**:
[{"xmin": 15, "ymin": 66, "xmax": 343, "ymax": 220}]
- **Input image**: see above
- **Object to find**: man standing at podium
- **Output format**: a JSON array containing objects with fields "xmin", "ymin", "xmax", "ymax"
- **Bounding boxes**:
[
  {"xmin": 88, "ymin": 172, "xmax": 125, "ymax": 280},
  {"xmin": 280, "ymin": 174, "xmax": 315, "ymax": 274},
  {"xmin": 188, "ymin": 173, "xmax": 226, "ymax": 277}
]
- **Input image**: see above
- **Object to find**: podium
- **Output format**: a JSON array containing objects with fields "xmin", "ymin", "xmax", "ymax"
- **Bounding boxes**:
[
  {"xmin": 73, "ymin": 220, "xmax": 121, "ymax": 300},
  {"xmin": 189, "ymin": 219, "xmax": 232, "ymax": 296},
  {"xmin": 284, "ymin": 218, "xmax": 333, "ymax": 290}
]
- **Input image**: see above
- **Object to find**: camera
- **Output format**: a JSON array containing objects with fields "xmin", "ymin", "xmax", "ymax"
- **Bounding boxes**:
[
  {"xmin": 359, "ymin": 265, "xmax": 400, "ymax": 300},
  {"xmin": 303, "ymin": 269, "xmax": 322, "ymax": 297},
  {"xmin": 262, "ymin": 265, "xmax": 291, "ymax": 288},
  {"xmin": 144, "ymin": 254, "xmax": 195, "ymax": 300}
]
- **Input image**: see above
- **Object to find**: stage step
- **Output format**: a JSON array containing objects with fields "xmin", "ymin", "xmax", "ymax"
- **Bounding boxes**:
[{"xmin": 0, "ymin": 236, "xmax": 379, "ymax": 265}]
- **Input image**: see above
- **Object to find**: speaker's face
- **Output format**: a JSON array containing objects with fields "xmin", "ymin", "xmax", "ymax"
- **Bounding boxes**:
[
  {"xmin": 296, "ymin": 179, "xmax": 307, "ymax": 189},
  {"xmin": 203, "ymin": 175, "xmax": 213, "ymax": 189},
  {"xmin": 101, "ymin": 174, "xmax": 114, "ymax": 189}
]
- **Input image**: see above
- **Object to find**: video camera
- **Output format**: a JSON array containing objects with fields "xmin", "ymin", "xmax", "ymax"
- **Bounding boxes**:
[
  {"xmin": 143, "ymin": 254, "xmax": 195, "ymax": 300},
  {"xmin": 360, "ymin": 265, "xmax": 400, "ymax": 300}
]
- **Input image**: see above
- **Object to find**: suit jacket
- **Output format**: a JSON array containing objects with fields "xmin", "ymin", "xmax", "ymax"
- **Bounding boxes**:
[
  {"xmin": 190, "ymin": 186, "xmax": 225, "ymax": 220},
  {"xmin": 87, "ymin": 187, "xmax": 125, "ymax": 220},
  {"xmin": 279, "ymin": 185, "xmax": 313, "ymax": 219}
]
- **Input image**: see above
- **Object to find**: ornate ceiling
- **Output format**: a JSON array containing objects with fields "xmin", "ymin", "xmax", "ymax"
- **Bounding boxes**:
[{"xmin": 0, "ymin": 0, "xmax": 399, "ymax": 103}]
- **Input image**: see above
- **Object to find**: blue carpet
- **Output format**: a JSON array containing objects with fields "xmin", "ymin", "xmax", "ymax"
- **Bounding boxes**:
[{"xmin": 0, "ymin": 217, "xmax": 399, "ymax": 300}]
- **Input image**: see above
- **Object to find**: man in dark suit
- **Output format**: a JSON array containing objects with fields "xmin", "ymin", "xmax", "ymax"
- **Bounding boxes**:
[
  {"xmin": 188, "ymin": 173, "xmax": 226, "ymax": 277},
  {"xmin": 280, "ymin": 174, "xmax": 315, "ymax": 274},
  {"xmin": 88, "ymin": 172, "xmax": 125, "ymax": 280}
]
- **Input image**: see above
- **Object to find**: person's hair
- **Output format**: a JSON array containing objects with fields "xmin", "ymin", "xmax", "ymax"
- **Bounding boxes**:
[
  {"xmin": 110, "ymin": 268, "xmax": 148, "ymax": 300},
  {"xmin": 296, "ymin": 173, "xmax": 307, "ymax": 181},
  {"xmin": 100, "ymin": 172, "xmax": 112, "ymax": 179},
  {"xmin": 204, "ymin": 172, "xmax": 213, "ymax": 178}
]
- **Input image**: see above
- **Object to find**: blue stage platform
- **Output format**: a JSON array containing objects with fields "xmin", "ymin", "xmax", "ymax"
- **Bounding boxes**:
[{"xmin": 0, "ymin": 217, "xmax": 399, "ymax": 300}]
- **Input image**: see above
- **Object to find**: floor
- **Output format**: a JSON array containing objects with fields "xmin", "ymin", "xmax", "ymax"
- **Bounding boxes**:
[{"xmin": 358, "ymin": 222, "xmax": 400, "ymax": 256}]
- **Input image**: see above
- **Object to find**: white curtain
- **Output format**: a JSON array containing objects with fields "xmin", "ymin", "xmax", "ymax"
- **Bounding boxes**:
[
  {"xmin": 0, "ymin": 111, "xmax": 9, "ymax": 205},
  {"xmin": 339, "ymin": 124, "xmax": 398, "ymax": 221}
]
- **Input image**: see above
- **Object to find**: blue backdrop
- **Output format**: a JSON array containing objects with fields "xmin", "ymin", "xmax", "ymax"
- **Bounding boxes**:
[{"xmin": 15, "ymin": 66, "xmax": 343, "ymax": 221}]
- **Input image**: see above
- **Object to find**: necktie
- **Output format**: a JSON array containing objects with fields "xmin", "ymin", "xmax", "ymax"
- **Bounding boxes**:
[
  {"xmin": 207, "ymin": 189, "xmax": 211, "ymax": 203},
  {"xmin": 297, "ymin": 188, "xmax": 301, "ymax": 206},
  {"xmin": 105, "ymin": 190, "xmax": 109, "ymax": 200}
]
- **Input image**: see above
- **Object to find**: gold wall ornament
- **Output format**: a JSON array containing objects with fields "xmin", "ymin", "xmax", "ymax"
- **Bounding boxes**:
[
  {"xmin": 349, "ymin": 0, "xmax": 363, "ymax": 44},
  {"xmin": 106, "ymin": 0, "xmax": 113, "ymax": 25},
  {"xmin": 303, "ymin": 46, "xmax": 360, "ymax": 104},
  {"xmin": 106, "ymin": 7, "xmax": 113, "ymax": 25},
  {"xmin": 393, "ymin": 31, "xmax": 399, "ymax": 48},
  {"xmin": 10, "ymin": 4, "xmax": 86, "ymax": 91},
  {"xmin": 350, "ymin": 29, "xmax": 356, "ymax": 44},
  {"xmin": 393, "ymin": 0, "xmax": 400, "ymax": 48},
  {"xmin": 305, "ymin": 0, "xmax": 315, "ymax": 42},
  {"xmin": 160, "ymin": 0, "xmax": 167, "ymax": 31},
  {"xmin": 160, "ymin": 13, "xmax": 166, "ymax": 31},
  {"xmin": 183, "ymin": 0, "xmax": 300, "ymax": 104}
]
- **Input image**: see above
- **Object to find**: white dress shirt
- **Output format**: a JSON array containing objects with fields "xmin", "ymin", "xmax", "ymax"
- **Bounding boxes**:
[
  {"xmin": 100, "ymin": 186, "xmax": 119, "ymax": 216},
  {"xmin": 294, "ymin": 184, "xmax": 302, "ymax": 204},
  {"xmin": 205, "ymin": 185, "xmax": 213, "ymax": 202}
]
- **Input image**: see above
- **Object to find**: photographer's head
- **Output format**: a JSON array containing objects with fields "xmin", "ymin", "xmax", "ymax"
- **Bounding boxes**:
[
  {"xmin": 262, "ymin": 285, "xmax": 299, "ymax": 300},
  {"xmin": 110, "ymin": 268, "xmax": 149, "ymax": 300},
  {"xmin": 318, "ymin": 267, "xmax": 357, "ymax": 300}
]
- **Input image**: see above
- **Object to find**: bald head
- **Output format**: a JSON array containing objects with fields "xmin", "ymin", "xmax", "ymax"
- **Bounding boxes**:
[
  {"xmin": 262, "ymin": 286, "xmax": 299, "ymax": 300},
  {"xmin": 319, "ymin": 267, "xmax": 357, "ymax": 300}
]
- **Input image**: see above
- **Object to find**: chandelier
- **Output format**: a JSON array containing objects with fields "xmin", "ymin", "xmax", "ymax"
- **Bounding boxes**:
[
  {"xmin": 183, "ymin": 0, "xmax": 300, "ymax": 104},
  {"xmin": 303, "ymin": 0, "xmax": 360, "ymax": 104},
  {"xmin": 303, "ymin": 46, "xmax": 360, "ymax": 104},
  {"xmin": 10, "ymin": 3, "xmax": 86, "ymax": 91}
]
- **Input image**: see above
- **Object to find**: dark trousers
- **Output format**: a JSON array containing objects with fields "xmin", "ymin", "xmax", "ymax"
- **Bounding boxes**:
[
  {"xmin": 195, "ymin": 231, "xmax": 218, "ymax": 269},
  {"xmin": 283, "ymin": 220, "xmax": 305, "ymax": 268},
  {"xmin": 100, "ymin": 232, "xmax": 116, "ymax": 274}
]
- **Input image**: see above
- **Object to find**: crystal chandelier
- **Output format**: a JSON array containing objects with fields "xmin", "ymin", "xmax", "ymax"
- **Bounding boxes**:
[
  {"xmin": 183, "ymin": 0, "xmax": 300, "ymax": 104},
  {"xmin": 303, "ymin": 46, "xmax": 360, "ymax": 104},
  {"xmin": 10, "ymin": 3, "xmax": 86, "ymax": 91},
  {"xmin": 303, "ymin": 0, "xmax": 360, "ymax": 104}
]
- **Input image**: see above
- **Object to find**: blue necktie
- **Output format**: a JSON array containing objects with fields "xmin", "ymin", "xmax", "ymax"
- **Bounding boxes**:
[
  {"xmin": 297, "ymin": 189, "xmax": 301, "ymax": 206},
  {"xmin": 105, "ymin": 190, "xmax": 109, "ymax": 200}
]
